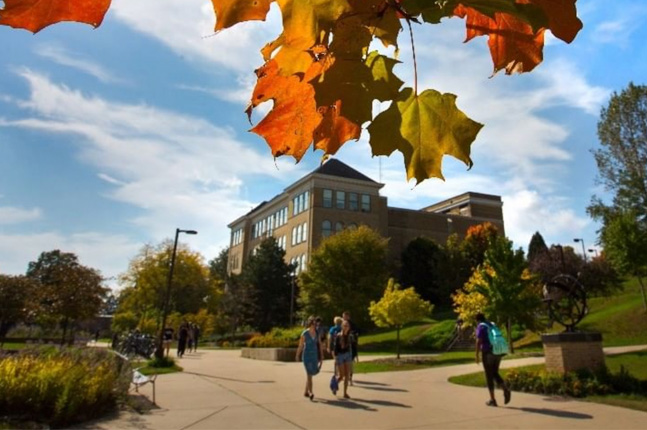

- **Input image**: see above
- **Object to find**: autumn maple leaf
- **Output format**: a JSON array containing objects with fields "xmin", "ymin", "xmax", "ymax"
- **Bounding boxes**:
[{"xmin": 0, "ymin": 0, "xmax": 111, "ymax": 33}]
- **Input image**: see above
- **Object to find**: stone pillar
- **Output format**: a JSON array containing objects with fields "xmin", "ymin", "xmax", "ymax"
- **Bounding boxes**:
[{"xmin": 542, "ymin": 332, "xmax": 604, "ymax": 374}]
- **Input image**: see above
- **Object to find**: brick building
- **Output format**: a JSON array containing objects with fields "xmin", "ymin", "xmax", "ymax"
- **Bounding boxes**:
[{"xmin": 227, "ymin": 159, "xmax": 504, "ymax": 275}]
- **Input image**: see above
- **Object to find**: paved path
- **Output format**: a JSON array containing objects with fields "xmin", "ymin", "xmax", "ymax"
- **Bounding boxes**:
[{"xmin": 81, "ymin": 346, "xmax": 647, "ymax": 429}]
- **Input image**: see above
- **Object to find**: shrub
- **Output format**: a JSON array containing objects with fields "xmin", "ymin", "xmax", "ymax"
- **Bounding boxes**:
[
  {"xmin": 147, "ymin": 356, "xmax": 176, "ymax": 368},
  {"xmin": 246, "ymin": 327, "xmax": 302, "ymax": 348},
  {"xmin": 505, "ymin": 365, "xmax": 645, "ymax": 398},
  {"xmin": 0, "ymin": 346, "xmax": 130, "ymax": 427}
]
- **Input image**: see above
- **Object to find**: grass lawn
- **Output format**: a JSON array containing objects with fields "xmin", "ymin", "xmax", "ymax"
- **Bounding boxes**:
[
  {"xmin": 355, "ymin": 351, "xmax": 474, "ymax": 373},
  {"xmin": 132, "ymin": 359, "xmax": 183, "ymax": 376},
  {"xmin": 448, "ymin": 350, "xmax": 647, "ymax": 412},
  {"xmin": 0, "ymin": 342, "xmax": 26, "ymax": 350}
]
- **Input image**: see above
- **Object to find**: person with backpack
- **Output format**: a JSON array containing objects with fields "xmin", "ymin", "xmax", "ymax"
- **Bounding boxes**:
[{"xmin": 475, "ymin": 312, "xmax": 511, "ymax": 407}]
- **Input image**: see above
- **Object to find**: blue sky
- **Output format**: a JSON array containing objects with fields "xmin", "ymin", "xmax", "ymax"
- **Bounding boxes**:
[{"xmin": 1, "ymin": 0, "xmax": 646, "ymax": 288}]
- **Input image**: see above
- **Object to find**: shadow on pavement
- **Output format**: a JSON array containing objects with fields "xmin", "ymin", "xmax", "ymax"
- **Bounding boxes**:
[
  {"xmin": 314, "ymin": 398, "xmax": 377, "ymax": 411},
  {"xmin": 352, "ymin": 398, "xmax": 412, "ymax": 408},
  {"xmin": 184, "ymin": 371, "xmax": 275, "ymax": 384},
  {"xmin": 506, "ymin": 407, "xmax": 593, "ymax": 420},
  {"xmin": 355, "ymin": 385, "xmax": 408, "ymax": 393},
  {"xmin": 352, "ymin": 380, "xmax": 389, "ymax": 386}
]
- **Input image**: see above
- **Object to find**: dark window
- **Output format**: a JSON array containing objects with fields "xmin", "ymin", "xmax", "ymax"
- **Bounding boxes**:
[
  {"xmin": 323, "ymin": 189, "xmax": 333, "ymax": 208},
  {"xmin": 361, "ymin": 194, "xmax": 371, "ymax": 212},
  {"xmin": 349, "ymin": 193, "xmax": 358, "ymax": 211},
  {"xmin": 336, "ymin": 191, "xmax": 345, "ymax": 209},
  {"xmin": 335, "ymin": 222, "xmax": 344, "ymax": 232},
  {"xmin": 322, "ymin": 220, "xmax": 332, "ymax": 237}
]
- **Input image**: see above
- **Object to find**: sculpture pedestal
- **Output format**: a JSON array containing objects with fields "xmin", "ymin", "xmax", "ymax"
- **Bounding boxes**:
[{"xmin": 541, "ymin": 332, "xmax": 604, "ymax": 374}]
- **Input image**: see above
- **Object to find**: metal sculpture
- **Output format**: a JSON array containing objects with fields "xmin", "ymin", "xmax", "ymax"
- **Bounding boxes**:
[{"xmin": 542, "ymin": 274, "xmax": 588, "ymax": 332}]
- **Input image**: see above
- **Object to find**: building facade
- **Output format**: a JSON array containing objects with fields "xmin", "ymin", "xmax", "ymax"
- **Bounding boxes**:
[{"xmin": 227, "ymin": 159, "xmax": 504, "ymax": 275}]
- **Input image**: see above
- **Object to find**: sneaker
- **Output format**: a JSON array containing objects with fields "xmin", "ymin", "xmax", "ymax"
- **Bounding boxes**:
[
  {"xmin": 504, "ymin": 388, "xmax": 511, "ymax": 405},
  {"xmin": 486, "ymin": 399, "xmax": 498, "ymax": 407}
]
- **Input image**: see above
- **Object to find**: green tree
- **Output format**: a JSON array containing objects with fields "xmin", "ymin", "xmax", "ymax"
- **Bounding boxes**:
[
  {"xmin": 589, "ymin": 82, "xmax": 647, "ymax": 221},
  {"xmin": 527, "ymin": 231, "xmax": 549, "ymax": 264},
  {"xmin": 240, "ymin": 237, "xmax": 295, "ymax": 333},
  {"xmin": 209, "ymin": 247, "xmax": 229, "ymax": 282},
  {"xmin": 599, "ymin": 210, "xmax": 647, "ymax": 311},
  {"xmin": 26, "ymin": 250, "xmax": 107, "ymax": 344},
  {"xmin": 369, "ymin": 278, "xmax": 433, "ymax": 358},
  {"xmin": 0, "ymin": 274, "xmax": 37, "ymax": 346},
  {"xmin": 299, "ymin": 225, "xmax": 389, "ymax": 328},
  {"xmin": 113, "ymin": 241, "xmax": 216, "ymax": 334},
  {"xmin": 453, "ymin": 237, "xmax": 541, "ymax": 353},
  {"xmin": 399, "ymin": 237, "xmax": 446, "ymax": 306}
]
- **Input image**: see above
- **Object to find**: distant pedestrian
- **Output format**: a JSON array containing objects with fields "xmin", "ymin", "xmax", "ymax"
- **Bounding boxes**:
[
  {"xmin": 193, "ymin": 324, "xmax": 201, "ymax": 352},
  {"xmin": 333, "ymin": 319, "xmax": 355, "ymax": 399},
  {"xmin": 163, "ymin": 326, "xmax": 174, "ymax": 357},
  {"xmin": 177, "ymin": 322, "xmax": 189, "ymax": 358},
  {"xmin": 475, "ymin": 312, "xmax": 511, "ymax": 407},
  {"xmin": 342, "ymin": 311, "xmax": 359, "ymax": 385},
  {"xmin": 328, "ymin": 316, "xmax": 343, "ymax": 378},
  {"xmin": 296, "ymin": 316, "xmax": 323, "ymax": 401},
  {"xmin": 187, "ymin": 323, "xmax": 194, "ymax": 352}
]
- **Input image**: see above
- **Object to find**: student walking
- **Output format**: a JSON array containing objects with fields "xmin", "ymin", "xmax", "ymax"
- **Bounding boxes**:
[
  {"xmin": 342, "ymin": 311, "xmax": 359, "ymax": 385},
  {"xmin": 333, "ymin": 319, "xmax": 355, "ymax": 399},
  {"xmin": 177, "ymin": 322, "xmax": 189, "ymax": 358},
  {"xmin": 328, "ymin": 316, "xmax": 343, "ymax": 378},
  {"xmin": 296, "ymin": 316, "xmax": 323, "ymax": 401},
  {"xmin": 475, "ymin": 312, "xmax": 511, "ymax": 407}
]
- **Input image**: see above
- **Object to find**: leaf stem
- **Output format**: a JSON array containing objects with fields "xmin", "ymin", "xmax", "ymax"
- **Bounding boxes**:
[{"xmin": 406, "ymin": 19, "xmax": 418, "ymax": 95}]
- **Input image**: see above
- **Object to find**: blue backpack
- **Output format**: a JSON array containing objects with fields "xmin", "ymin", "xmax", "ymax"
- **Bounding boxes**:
[{"xmin": 481, "ymin": 322, "xmax": 509, "ymax": 355}]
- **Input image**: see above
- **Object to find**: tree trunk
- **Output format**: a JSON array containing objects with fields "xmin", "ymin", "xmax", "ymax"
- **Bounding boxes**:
[
  {"xmin": 60, "ymin": 318, "xmax": 68, "ymax": 346},
  {"xmin": 396, "ymin": 325, "xmax": 401, "ymax": 359},
  {"xmin": 507, "ymin": 318, "xmax": 514, "ymax": 354},
  {"xmin": 638, "ymin": 276, "xmax": 647, "ymax": 312}
]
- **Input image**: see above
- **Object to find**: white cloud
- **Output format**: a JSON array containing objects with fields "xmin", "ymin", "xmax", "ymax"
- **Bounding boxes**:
[
  {"xmin": 0, "ymin": 231, "xmax": 139, "ymax": 282},
  {"xmin": 0, "ymin": 206, "xmax": 42, "ymax": 224},
  {"xmin": 502, "ymin": 189, "xmax": 589, "ymax": 249},
  {"xmin": 110, "ymin": 0, "xmax": 281, "ymax": 73},
  {"xmin": 34, "ymin": 43, "xmax": 126, "ymax": 84},
  {"xmin": 1, "ymin": 69, "xmax": 309, "ymax": 271}
]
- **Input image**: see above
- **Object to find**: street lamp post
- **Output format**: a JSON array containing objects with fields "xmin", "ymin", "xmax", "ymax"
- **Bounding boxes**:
[
  {"xmin": 573, "ymin": 238, "xmax": 587, "ymax": 263},
  {"xmin": 588, "ymin": 248, "xmax": 599, "ymax": 258},
  {"xmin": 156, "ymin": 228, "xmax": 197, "ymax": 359}
]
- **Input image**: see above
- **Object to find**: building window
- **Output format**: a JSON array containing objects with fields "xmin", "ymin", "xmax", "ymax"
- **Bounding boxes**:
[
  {"xmin": 349, "ymin": 192, "xmax": 358, "ymax": 211},
  {"xmin": 323, "ymin": 189, "xmax": 333, "ymax": 208},
  {"xmin": 300, "ymin": 254, "xmax": 307, "ymax": 273},
  {"xmin": 322, "ymin": 220, "xmax": 332, "ymax": 237},
  {"xmin": 292, "ymin": 226, "xmax": 297, "ymax": 246},
  {"xmin": 336, "ymin": 191, "xmax": 345, "ymax": 209},
  {"xmin": 302, "ymin": 222, "xmax": 308, "ymax": 242},
  {"xmin": 348, "ymin": 222, "xmax": 358, "ymax": 229},
  {"xmin": 297, "ymin": 224, "xmax": 303, "ymax": 243},
  {"xmin": 335, "ymin": 221, "xmax": 344, "ymax": 232},
  {"xmin": 361, "ymin": 194, "xmax": 371, "ymax": 212},
  {"xmin": 304, "ymin": 191, "xmax": 310, "ymax": 210}
]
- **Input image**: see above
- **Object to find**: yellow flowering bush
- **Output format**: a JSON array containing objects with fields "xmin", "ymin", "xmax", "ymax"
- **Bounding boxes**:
[{"xmin": 0, "ymin": 347, "xmax": 131, "ymax": 427}]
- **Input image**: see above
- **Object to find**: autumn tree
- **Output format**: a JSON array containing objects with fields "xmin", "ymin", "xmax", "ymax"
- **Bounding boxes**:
[
  {"xmin": 26, "ymin": 250, "xmax": 107, "ymax": 344},
  {"xmin": 113, "ymin": 242, "xmax": 217, "ymax": 334},
  {"xmin": 453, "ymin": 237, "xmax": 541, "ymax": 352},
  {"xmin": 0, "ymin": 1, "xmax": 584, "ymax": 184},
  {"xmin": 0, "ymin": 274, "xmax": 37, "ymax": 346},
  {"xmin": 240, "ymin": 237, "xmax": 295, "ymax": 333},
  {"xmin": 299, "ymin": 225, "xmax": 389, "ymax": 328},
  {"xmin": 209, "ymin": 247, "xmax": 230, "ymax": 282},
  {"xmin": 369, "ymin": 278, "xmax": 433, "ymax": 358},
  {"xmin": 399, "ymin": 237, "xmax": 447, "ymax": 305}
]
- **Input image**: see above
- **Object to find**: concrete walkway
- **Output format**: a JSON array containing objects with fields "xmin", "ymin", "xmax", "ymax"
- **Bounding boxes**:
[{"xmin": 81, "ymin": 346, "xmax": 647, "ymax": 429}]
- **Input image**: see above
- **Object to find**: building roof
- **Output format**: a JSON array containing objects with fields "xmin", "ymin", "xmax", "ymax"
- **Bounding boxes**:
[{"xmin": 311, "ymin": 158, "xmax": 377, "ymax": 183}]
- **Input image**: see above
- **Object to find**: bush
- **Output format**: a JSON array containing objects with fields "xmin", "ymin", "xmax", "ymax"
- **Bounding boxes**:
[
  {"xmin": 0, "ymin": 346, "xmax": 130, "ymax": 427},
  {"xmin": 504, "ymin": 365, "xmax": 645, "ymax": 398},
  {"xmin": 147, "ymin": 356, "xmax": 176, "ymax": 368},
  {"xmin": 246, "ymin": 327, "xmax": 302, "ymax": 348}
]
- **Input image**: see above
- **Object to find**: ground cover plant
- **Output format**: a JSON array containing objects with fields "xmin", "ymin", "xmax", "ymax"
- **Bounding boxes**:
[
  {"xmin": 246, "ymin": 326, "xmax": 303, "ymax": 348},
  {"xmin": 0, "ymin": 346, "xmax": 131, "ymax": 428}
]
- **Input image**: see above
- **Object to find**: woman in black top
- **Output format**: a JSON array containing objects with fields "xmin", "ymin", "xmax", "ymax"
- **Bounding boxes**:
[{"xmin": 334, "ymin": 320, "xmax": 354, "ymax": 398}]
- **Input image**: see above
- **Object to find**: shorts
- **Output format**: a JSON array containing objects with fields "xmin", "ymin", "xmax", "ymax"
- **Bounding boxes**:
[
  {"xmin": 335, "ymin": 351, "xmax": 352, "ymax": 365},
  {"xmin": 163, "ymin": 339, "xmax": 172, "ymax": 348}
]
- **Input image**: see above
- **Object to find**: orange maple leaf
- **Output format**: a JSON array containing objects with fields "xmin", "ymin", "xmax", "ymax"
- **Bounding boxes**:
[
  {"xmin": 313, "ymin": 100, "xmax": 361, "ymax": 156},
  {"xmin": 247, "ymin": 61, "xmax": 322, "ymax": 162},
  {"xmin": 0, "ymin": 0, "xmax": 111, "ymax": 33},
  {"xmin": 211, "ymin": 0, "xmax": 273, "ymax": 32},
  {"xmin": 455, "ymin": 4, "xmax": 544, "ymax": 75},
  {"xmin": 520, "ymin": 0, "xmax": 582, "ymax": 43}
]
